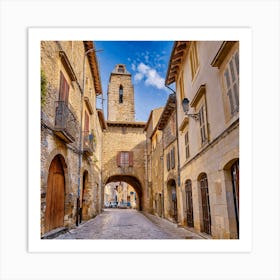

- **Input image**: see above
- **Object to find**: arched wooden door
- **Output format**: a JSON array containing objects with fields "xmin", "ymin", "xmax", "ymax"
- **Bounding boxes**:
[
  {"xmin": 45, "ymin": 155, "xmax": 65, "ymax": 232},
  {"xmin": 200, "ymin": 173, "xmax": 211, "ymax": 234},
  {"xmin": 185, "ymin": 180, "xmax": 194, "ymax": 227}
]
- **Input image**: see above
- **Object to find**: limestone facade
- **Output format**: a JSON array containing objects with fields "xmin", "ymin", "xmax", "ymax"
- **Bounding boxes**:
[
  {"xmin": 40, "ymin": 41, "xmax": 103, "ymax": 236},
  {"xmin": 165, "ymin": 41, "xmax": 239, "ymax": 238}
]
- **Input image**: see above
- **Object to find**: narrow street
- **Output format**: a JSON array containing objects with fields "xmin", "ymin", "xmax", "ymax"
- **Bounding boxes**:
[{"xmin": 55, "ymin": 209, "xmax": 204, "ymax": 239}]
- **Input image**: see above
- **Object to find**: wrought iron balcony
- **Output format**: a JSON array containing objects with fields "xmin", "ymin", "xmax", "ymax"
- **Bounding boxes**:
[
  {"xmin": 54, "ymin": 101, "xmax": 78, "ymax": 143},
  {"xmin": 83, "ymin": 131, "xmax": 95, "ymax": 156}
]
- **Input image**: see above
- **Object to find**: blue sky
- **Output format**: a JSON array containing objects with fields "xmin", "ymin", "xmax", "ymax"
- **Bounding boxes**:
[{"xmin": 94, "ymin": 41, "xmax": 175, "ymax": 122}]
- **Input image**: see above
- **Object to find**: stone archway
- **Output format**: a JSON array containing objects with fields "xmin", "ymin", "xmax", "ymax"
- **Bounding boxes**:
[{"xmin": 105, "ymin": 175, "xmax": 143, "ymax": 211}]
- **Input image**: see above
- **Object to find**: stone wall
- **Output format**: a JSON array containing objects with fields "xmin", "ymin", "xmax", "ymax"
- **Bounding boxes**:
[
  {"xmin": 102, "ymin": 124, "xmax": 146, "ymax": 210},
  {"xmin": 107, "ymin": 65, "xmax": 135, "ymax": 122},
  {"xmin": 40, "ymin": 41, "xmax": 102, "ymax": 236}
]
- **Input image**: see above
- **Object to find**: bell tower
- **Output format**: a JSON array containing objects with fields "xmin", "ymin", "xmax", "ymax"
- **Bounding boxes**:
[{"xmin": 107, "ymin": 64, "xmax": 135, "ymax": 122}]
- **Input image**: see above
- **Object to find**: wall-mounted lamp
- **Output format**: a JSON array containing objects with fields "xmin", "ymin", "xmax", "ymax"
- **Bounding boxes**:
[{"xmin": 182, "ymin": 98, "xmax": 200, "ymax": 121}]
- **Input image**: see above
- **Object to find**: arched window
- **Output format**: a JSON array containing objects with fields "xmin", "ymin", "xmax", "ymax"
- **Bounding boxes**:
[
  {"xmin": 119, "ymin": 85, "xmax": 123, "ymax": 103},
  {"xmin": 118, "ymin": 65, "xmax": 124, "ymax": 73}
]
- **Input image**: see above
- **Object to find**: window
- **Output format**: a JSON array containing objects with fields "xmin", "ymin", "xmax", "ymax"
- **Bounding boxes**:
[
  {"xmin": 166, "ymin": 153, "xmax": 170, "ymax": 171},
  {"xmin": 190, "ymin": 42, "xmax": 199, "ymax": 80},
  {"xmin": 185, "ymin": 131, "xmax": 190, "ymax": 159},
  {"xmin": 118, "ymin": 65, "xmax": 124, "ymax": 73},
  {"xmin": 59, "ymin": 71, "xmax": 69, "ymax": 103},
  {"xmin": 84, "ymin": 111, "xmax": 89, "ymax": 133},
  {"xmin": 223, "ymin": 50, "xmax": 239, "ymax": 116},
  {"xmin": 170, "ymin": 147, "xmax": 175, "ymax": 169},
  {"xmin": 119, "ymin": 85, "xmax": 123, "ymax": 103},
  {"xmin": 199, "ymin": 106, "xmax": 207, "ymax": 144},
  {"xmin": 117, "ymin": 151, "xmax": 133, "ymax": 167}
]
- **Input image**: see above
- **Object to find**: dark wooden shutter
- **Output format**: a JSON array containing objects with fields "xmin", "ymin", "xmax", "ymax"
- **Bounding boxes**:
[
  {"xmin": 129, "ymin": 151, "xmax": 133, "ymax": 167},
  {"xmin": 117, "ymin": 152, "xmax": 121, "ymax": 167},
  {"xmin": 171, "ymin": 147, "xmax": 175, "ymax": 169},
  {"xmin": 84, "ymin": 111, "xmax": 89, "ymax": 132},
  {"xmin": 166, "ymin": 153, "xmax": 170, "ymax": 171},
  {"xmin": 59, "ymin": 71, "xmax": 69, "ymax": 104}
]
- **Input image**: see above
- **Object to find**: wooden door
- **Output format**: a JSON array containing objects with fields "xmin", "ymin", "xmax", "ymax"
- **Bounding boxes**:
[
  {"xmin": 200, "ymin": 174, "xmax": 211, "ymax": 234},
  {"xmin": 231, "ymin": 160, "xmax": 239, "ymax": 236},
  {"xmin": 81, "ymin": 172, "xmax": 87, "ymax": 221},
  {"xmin": 171, "ymin": 184, "xmax": 177, "ymax": 222},
  {"xmin": 45, "ymin": 156, "xmax": 65, "ymax": 232},
  {"xmin": 185, "ymin": 180, "xmax": 194, "ymax": 227}
]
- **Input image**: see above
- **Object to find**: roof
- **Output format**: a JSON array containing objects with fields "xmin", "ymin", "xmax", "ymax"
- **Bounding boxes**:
[
  {"xmin": 157, "ymin": 93, "xmax": 176, "ymax": 130},
  {"xmin": 106, "ymin": 121, "xmax": 146, "ymax": 128},
  {"xmin": 111, "ymin": 64, "xmax": 131, "ymax": 75},
  {"xmin": 83, "ymin": 41, "xmax": 102, "ymax": 95},
  {"xmin": 97, "ymin": 109, "xmax": 107, "ymax": 130},
  {"xmin": 143, "ymin": 107, "xmax": 164, "ymax": 132},
  {"xmin": 165, "ymin": 41, "xmax": 189, "ymax": 86}
]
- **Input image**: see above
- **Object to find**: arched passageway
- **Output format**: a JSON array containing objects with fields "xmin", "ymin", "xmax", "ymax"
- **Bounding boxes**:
[{"xmin": 105, "ymin": 175, "xmax": 143, "ymax": 211}]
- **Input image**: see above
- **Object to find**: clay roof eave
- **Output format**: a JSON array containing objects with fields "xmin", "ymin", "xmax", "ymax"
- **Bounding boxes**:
[
  {"xmin": 157, "ymin": 93, "xmax": 176, "ymax": 130},
  {"xmin": 165, "ymin": 41, "xmax": 189, "ymax": 86},
  {"xmin": 84, "ymin": 41, "xmax": 103, "ymax": 95}
]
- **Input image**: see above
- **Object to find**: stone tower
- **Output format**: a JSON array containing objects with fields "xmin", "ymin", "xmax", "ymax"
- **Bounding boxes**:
[{"xmin": 107, "ymin": 64, "xmax": 135, "ymax": 121}]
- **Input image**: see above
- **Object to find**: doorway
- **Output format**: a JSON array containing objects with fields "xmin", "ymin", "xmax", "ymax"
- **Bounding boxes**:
[
  {"xmin": 167, "ymin": 179, "xmax": 177, "ymax": 222},
  {"xmin": 231, "ymin": 160, "xmax": 239, "ymax": 237},
  {"xmin": 199, "ymin": 173, "xmax": 211, "ymax": 234},
  {"xmin": 185, "ymin": 180, "xmax": 194, "ymax": 227},
  {"xmin": 45, "ymin": 155, "xmax": 65, "ymax": 232}
]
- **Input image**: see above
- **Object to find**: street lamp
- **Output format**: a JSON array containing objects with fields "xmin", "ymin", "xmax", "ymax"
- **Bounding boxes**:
[{"xmin": 182, "ymin": 97, "xmax": 200, "ymax": 121}]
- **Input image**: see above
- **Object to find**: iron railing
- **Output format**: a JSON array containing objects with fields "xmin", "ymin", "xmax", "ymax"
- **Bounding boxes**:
[
  {"xmin": 54, "ymin": 101, "xmax": 78, "ymax": 141},
  {"xmin": 83, "ymin": 131, "xmax": 95, "ymax": 154}
]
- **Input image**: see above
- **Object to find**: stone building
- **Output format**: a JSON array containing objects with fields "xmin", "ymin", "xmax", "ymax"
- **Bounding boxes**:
[
  {"xmin": 101, "ymin": 64, "xmax": 147, "ymax": 211},
  {"xmin": 156, "ymin": 94, "xmax": 181, "ymax": 223},
  {"xmin": 144, "ymin": 107, "xmax": 164, "ymax": 216},
  {"xmin": 165, "ymin": 41, "xmax": 239, "ymax": 238},
  {"xmin": 40, "ymin": 41, "xmax": 104, "ymax": 237}
]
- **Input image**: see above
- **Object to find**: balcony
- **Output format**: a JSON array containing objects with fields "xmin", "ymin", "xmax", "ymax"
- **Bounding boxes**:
[
  {"xmin": 53, "ymin": 101, "xmax": 78, "ymax": 143},
  {"xmin": 83, "ymin": 131, "xmax": 95, "ymax": 156}
]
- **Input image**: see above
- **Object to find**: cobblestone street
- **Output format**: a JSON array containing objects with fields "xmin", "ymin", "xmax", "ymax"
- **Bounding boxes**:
[{"xmin": 55, "ymin": 209, "xmax": 205, "ymax": 239}]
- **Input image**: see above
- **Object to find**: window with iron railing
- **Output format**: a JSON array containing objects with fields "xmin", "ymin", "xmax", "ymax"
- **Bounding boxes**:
[{"xmin": 54, "ymin": 101, "xmax": 78, "ymax": 140}]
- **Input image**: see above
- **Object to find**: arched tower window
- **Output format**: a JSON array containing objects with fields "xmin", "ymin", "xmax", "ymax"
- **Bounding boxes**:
[
  {"xmin": 119, "ymin": 85, "xmax": 123, "ymax": 103},
  {"xmin": 118, "ymin": 65, "xmax": 125, "ymax": 73}
]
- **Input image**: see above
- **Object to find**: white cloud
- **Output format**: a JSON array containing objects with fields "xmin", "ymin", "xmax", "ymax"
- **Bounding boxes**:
[
  {"xmin": 134, "ymin": 72, "xmax": 144, "ymax": 82},
  {"xmin": 135, "ymin": 62, "xmax": 165, "ymax": 89},
  {"xmin": 131, "ymin": 63, "xmax": 136, "ymax": 71},
  {"xmin": 137, "ymin": 62, "xmax": 150, "ymax": 74}
]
